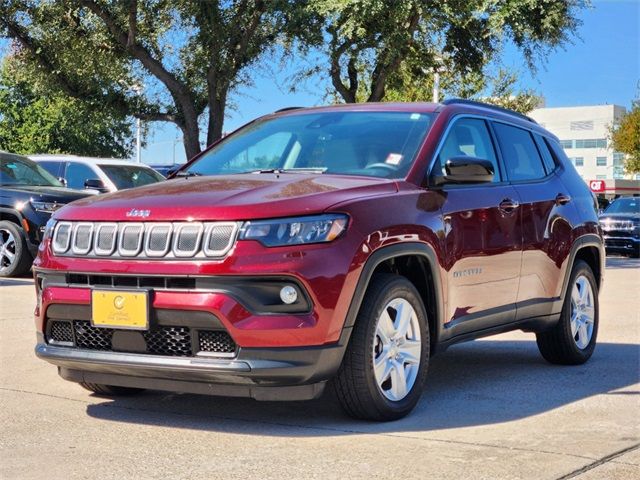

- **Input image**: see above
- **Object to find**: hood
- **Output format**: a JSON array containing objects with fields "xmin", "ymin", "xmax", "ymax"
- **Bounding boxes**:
[
  {"xmin": 1, "ymin": 185, "xmax": 92, "ymax": 204},
  {"xmin": 54, "ymin": 173, "xmax": 398, "ymax": 221}
]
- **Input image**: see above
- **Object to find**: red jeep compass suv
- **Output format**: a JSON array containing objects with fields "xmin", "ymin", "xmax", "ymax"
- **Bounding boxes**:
[{"xmin": 34, "ymin": 100, "xmax": 604, "ymax": 421}]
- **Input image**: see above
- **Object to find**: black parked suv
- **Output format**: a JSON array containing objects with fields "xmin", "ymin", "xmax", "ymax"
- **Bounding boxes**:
[
  {"xmin": 0, "ymin": 152, "xmax": 91, "ymax": 277},
  {"xmin": 599, "ymin": 196, "xmax": 640, "ymax": 257}
]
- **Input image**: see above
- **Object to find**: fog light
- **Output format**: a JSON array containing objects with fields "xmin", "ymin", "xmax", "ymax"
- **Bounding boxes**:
[{"xmin": 280, "ymin": 285, "xmax": 298, "ymax": 304}]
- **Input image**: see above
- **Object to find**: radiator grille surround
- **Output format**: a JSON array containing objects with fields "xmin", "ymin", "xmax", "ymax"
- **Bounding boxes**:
[{"xmin": 52, "ymin": 221, "xmax": 239, "ymax": 259}]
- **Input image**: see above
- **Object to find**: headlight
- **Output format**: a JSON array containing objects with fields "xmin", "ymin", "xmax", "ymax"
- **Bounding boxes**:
[
  {"xmin": 30, "ymin": 200, "xmax": 64, "ymax": 213},
  {"xmin": 42, "ymin": 218, "xmax": 56, "ymax": 242},
  {"xmin": 239, "ymin": 214, "xmax": 348, "ymax": 247}
]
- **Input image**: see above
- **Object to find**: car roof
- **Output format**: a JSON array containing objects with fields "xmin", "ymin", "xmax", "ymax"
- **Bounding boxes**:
[
  {"xmin": 268, "ymin": 100, "xmax": 556, "ymax": 140},
  {"xmin": 29, "ymin": 154, "xmax": 155, "ymax": 168}
]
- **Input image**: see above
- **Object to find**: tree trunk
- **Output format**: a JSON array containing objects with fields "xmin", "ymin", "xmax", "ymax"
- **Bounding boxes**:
[
  {"xmin": 180, "ymin": 118, "xmax": 201, "ymax": 160},
  {"xmin": 207, "ymin": 96, "xmax": 226, "ymax": 146}
]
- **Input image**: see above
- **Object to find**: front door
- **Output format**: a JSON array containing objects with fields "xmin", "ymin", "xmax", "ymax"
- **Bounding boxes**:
[{"xmin": 434, "ymin": 117, "xmax": 522, "ymax": 338}]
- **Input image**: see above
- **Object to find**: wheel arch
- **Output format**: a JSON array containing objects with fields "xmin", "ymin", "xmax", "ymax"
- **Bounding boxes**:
[
  {"xmin": 0, "ymin": 207, "xmax": 24, "ymax": 226},
  {"xmin": 561, "ymin": 234, "xmax": 604, "ymax": 301},
  {"xmin": 342, "ymin": 242, "xmax": 444, "ymax": 352}
]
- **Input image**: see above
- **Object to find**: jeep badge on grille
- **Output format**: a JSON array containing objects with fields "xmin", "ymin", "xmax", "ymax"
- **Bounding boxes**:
[{"xmin": 126, "ymin": 208, "xmax": 151, "ymax": 218}]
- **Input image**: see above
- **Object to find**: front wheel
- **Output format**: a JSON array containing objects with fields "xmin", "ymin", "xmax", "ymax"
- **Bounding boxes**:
[
  {"xmin": 334, "ymin": 274, "xmax": 430, "ymax": 421},
  {"xmin": 0, "ymin": 221, "xmax": 32, "ymax": 278},
  {"xmin": 536, "ymin": 260, "xmax": 599, "ymax": 365}
]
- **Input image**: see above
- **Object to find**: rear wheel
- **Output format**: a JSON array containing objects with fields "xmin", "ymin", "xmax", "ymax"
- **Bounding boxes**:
[
  {"xmin": 80, "ymin": 382, "xmax": 145, "ymax": 396},
  {"xmin": 0, "ymin": 221, "xmax": 32, "ymax": 278},
  {"xmin": 536, "ymin": 260, "xmax": 598, "ymax": 365},
  {"xmin": 334, "ymin": 274, "xmax": 430, "ymax": 421}
]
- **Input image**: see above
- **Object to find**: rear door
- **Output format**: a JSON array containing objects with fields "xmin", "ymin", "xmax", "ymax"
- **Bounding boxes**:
[
  {"xmin": 491, "ymin": 122, "xmax": 574, "ymax": 319},
  {"xmin": 434, "ymin": 117, "xmax": 522, "ymax": 338}
]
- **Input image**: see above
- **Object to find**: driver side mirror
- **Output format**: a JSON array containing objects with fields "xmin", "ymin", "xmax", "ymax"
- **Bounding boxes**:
[
  {"xmin": 57, "ymin": 177, "xmax": 67, "ymax": 187},
  {"xmin": 432, "ymin": 156, "xmax": 494, "ymax": 186},
  {"xmin": 84, "ymin": 178, "xmax": 109, "ymax": 193}
]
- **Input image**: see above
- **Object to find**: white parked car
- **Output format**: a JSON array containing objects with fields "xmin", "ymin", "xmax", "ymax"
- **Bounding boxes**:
[{"xmin": 29, "ymin": 155, "xmax": 165, "ymax": 194}]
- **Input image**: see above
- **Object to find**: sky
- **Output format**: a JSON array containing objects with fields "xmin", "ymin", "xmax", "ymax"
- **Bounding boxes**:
[
  {"xmin": 2, "ymin": 1, "xmax": 638, "ymax": 164},
  {"xmin": 144, "ymin": 0, "xmax": 640, "ymax": 166}
]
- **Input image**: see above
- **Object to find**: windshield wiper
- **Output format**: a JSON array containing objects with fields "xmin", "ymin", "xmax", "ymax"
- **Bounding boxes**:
[
  {"xmin": 173, "ymin": 170, "xmax": 202, "ymax": 178},
  {"xmin": 243, "ymin": 168, "xmax": 326, "ymax": 174}
]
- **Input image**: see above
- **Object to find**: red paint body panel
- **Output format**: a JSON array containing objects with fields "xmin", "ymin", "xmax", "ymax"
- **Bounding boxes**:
[{"xmin": 34, "ymin": 102, "xmax": 603, "ymax": 354}]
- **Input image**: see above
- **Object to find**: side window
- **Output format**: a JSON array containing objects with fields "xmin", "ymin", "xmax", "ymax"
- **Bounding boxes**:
[
  {"xmin": 65, "ymin": 162, "xmax": 97, "ymax": 189},
  {"xmin": 436, "ymin": 118, "xmax": 500, "ymax": 182},
  {"xmin": 533, "ymin": 134, "xmax": 557, "ymax": 174},
  {"xmin": 221, "ymin": 132, "xmax": 293, "ymax": 173},
  {"xmin": 38, "ymin": 161, "xmax": 63, "ymax": 178},
  {"xmin": 492, "ymin": 123, "xmax": 546, "ymax": 181}
]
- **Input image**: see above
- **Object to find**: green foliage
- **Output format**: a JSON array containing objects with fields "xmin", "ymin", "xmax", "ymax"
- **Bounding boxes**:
[
  {"xmin": 610, "ymin": 100, "xmax": 640, "ymax": 174},
  {"xmin": 0, "ymin": 55, "xmax": 133, "ymax": 157},
  {"xmin": 306, "ymin": 0, "xmax": 589, "ymax": 104},
  {"xmin": 0, "ymin": 0, "xmax": 301, "ymax": 158}
]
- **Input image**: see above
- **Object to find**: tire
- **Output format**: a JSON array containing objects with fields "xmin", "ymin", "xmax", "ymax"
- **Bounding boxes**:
[
  {"xmin": 334, "ymin": 273, "xmax": 430, "ymax": 421},
  {"xmin": 80, "ymin": 382, "xmax": 145, "ymax": 396},
  {"xmin": 536, "ymin": 260, "xmax": 599, "ymax": 365},
  {"xmin": 0, "ymin": 220, "xmax": 33, "ymax": 278}
]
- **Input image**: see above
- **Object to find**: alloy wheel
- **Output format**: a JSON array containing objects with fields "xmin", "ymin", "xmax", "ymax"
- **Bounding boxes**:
[
  {"xmin": 570, "ymin": 274, "xmax": 595, "ymax": 349},
  {"xmin": 0, "ymin": 228, "xmax": 16, "ymax": 274},
  {"xmin": 372, "ymin": 298, "xmax": 422, "ymax": 401}
]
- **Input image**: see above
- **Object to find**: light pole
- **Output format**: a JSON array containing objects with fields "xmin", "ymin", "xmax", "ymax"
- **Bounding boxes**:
[
  {"xmin": 130, "ymin": 82, "xmax": 143, "ymax": 163},
  {"xmin": 135, "ymin": 117, "xmax": 141, "ymax": 163},
  {"xmin": 432, "ymin": 55, "xmax": 445, "ymax": 103}
]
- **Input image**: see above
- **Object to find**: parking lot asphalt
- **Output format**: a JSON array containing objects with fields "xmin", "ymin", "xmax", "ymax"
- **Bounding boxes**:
[{"xmin": 1, "ymin": 257, "xmax": 638, "ymax": 480}]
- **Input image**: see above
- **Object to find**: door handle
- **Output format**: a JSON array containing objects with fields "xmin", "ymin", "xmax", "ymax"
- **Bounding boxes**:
[
  {"xmin": 555, "ymin": 193, "xmax": 572, "ymax": 206},
  {"xmin": 499, "ymin": 198, "xmax": 520, "ymax": 214}
]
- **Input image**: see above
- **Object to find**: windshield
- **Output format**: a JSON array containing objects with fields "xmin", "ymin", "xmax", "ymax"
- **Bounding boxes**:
[
  {"xmin": 0, "ymin": 154, "xmax": 63, "ymax": 187},
  {"xmin": 99, "ymin": 164, "xmax": 165, "ymax": 190},
  {"xmin": 184, "ymin": 111, "xmax": 434, "ymax": 179},
  {"xmin": 604, "ymin": 197, "xmax": 640, "ymax": 214}
]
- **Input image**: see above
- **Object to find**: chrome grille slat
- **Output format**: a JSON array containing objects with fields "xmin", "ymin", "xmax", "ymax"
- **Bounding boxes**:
[{"xmin": 51, "ymin": 221, "xmax": 239, "ymax": 260}]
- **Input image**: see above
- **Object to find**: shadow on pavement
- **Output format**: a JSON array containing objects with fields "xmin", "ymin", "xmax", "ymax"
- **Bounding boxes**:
[
  {"xmin": 605, "ymin": 256, "xmax": 640, "ymax": 269},
  {"xmin": 85, "ymin": 340, "xmax": 640, "ymax": 435},
  {"xmin": 0, "ymin": 276, "xmax": 33, "ymax": 287}
]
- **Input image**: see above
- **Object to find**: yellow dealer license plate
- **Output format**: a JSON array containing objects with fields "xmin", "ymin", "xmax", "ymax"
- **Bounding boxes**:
[{"xmin": 91, "ymin": 290, "xmax": 149, "ymax": 330}]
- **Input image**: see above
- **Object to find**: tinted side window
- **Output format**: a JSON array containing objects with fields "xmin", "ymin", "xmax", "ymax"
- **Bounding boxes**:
[
  {"xmin": 436, "ymin": 118, "xmax": 500, "ymax": 182},
  {"xmin": 65, "ymin": 162, "xmax": 97, "ymax": 189},
  {"xmin": 493, "ymin": 123, "xmax": 546, "ymax": 181},
  {"xmin": 38, "ymin": 161, "xmax": 63, "ymax": 178},
  {"xmin": 533, "ymin": 134, "xmax": 557, "ymax": 174}
]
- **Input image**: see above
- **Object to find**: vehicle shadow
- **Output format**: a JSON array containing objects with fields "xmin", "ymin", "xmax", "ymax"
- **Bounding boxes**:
[
  {"xmin": 85, "ymin": 340, "xmax": 639, "ymax": 435},
  {"xmin": 606, "ymin": 256, "xmax": 640, "ymax": 269},
  {"xmin": 0, "ymin": 275, "xmax": 34, "ymax": 287}
]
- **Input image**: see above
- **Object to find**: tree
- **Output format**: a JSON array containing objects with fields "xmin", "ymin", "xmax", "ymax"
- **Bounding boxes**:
[
  {"xmin": 350, "ymin": 65, "xmax": 543, "ymax": 114},
  {"xmin": 305, "ymin": 0, "xmax": 588, "ymax": 104},
  {"xmin": 610, "ymin": 100, "xmax": 640, "ymax": 174},
  {"xmin": 0, "ymin": 54, "xmax": 133, "ymax": 157},
  {"xmin": 0, "ymin": 1, "xmax": 302, "ymax": 159}
]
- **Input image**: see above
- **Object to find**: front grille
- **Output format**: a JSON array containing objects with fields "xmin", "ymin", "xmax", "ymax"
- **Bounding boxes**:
[
  {"xmin": 144, "ymin": 326, "xmax": 192, "ymax": 356},
  {"xmin": 48, "ymin": 321, "xmax": 74, "ymax": 344},
  {"xmin": 45, "ymin": 320, "xmax": 237, "ymax": 358},
  {"xmin": 52, "ymin": 221, "xmax": 239, "ymax": 260},
  {"xmin": 74, "ymin": 321, "xmax": 113, "ymax": 350},
  {"xmin": 198, "ymin": 330, "xmax": 236, "ymax": 355}
]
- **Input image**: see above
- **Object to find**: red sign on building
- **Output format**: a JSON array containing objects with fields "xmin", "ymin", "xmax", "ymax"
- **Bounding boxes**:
[{"xmin": 589, "ymin": 180, "xmax": 606, "ymax": 192}]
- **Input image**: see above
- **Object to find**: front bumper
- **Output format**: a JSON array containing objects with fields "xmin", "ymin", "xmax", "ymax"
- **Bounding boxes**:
[
  {"xmin": 35, "ymin": 327, "xmax": 350, "ymax": 401},
  {"xmin": 603, "ymin": 235, "xmax": 640, "ymax": 255}
]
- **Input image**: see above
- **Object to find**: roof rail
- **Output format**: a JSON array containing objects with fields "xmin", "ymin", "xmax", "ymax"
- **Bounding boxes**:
[
  {"xmin": 441, "ymin": 98, "xmax": 537, "ymax": 124},
  {"xmin": 274, "ymin": 106, "xmax": 304, "ymax": 113}
]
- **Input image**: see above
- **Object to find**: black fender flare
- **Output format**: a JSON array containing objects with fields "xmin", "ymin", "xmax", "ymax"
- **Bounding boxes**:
[
  {"xmin": 341, "ymin": 242, "xmax": 444, "ymax": 339},
  {"xmin": 559, "ymin": 233, "xmax": 605, "ymax": 304},
  {"xmin": 0, "ymin": 206, "xmax": 26, "ymax": 225}
]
